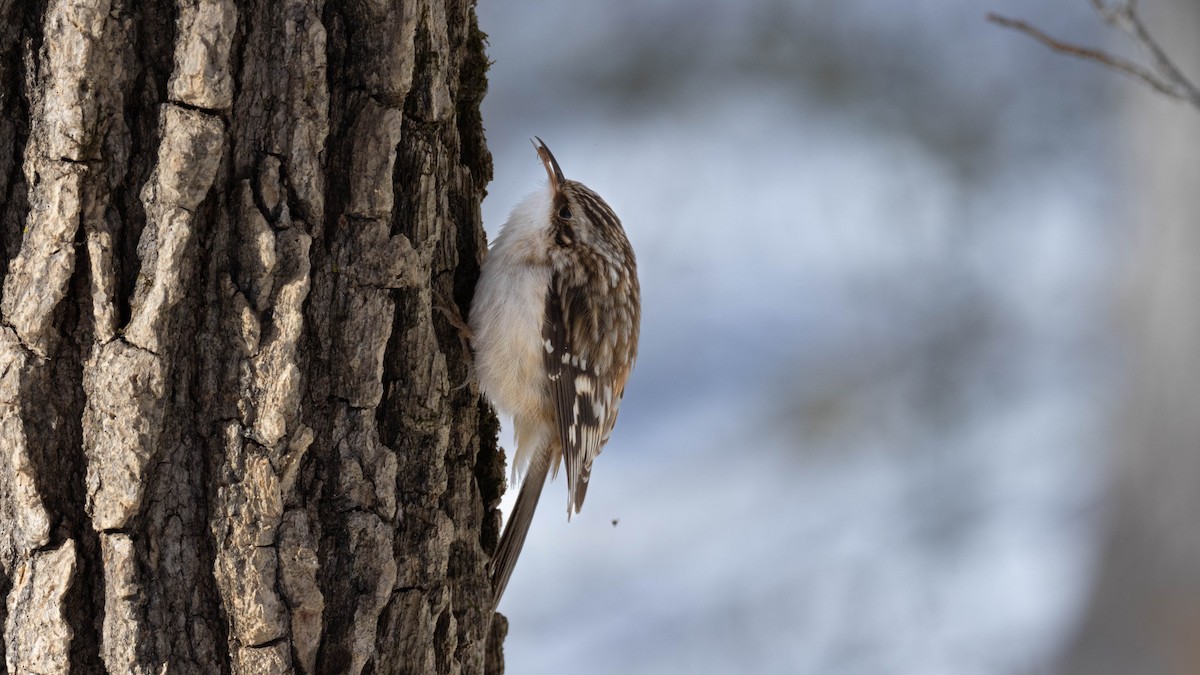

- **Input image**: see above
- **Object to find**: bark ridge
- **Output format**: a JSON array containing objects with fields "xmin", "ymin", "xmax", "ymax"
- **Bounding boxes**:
[{"xmin": 0, "ymin": 0, "xmax": 503, "ymax": 672}]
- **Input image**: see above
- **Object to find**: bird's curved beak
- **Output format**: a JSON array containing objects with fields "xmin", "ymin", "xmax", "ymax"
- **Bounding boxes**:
[{"xmin": 532, "ymin": 136, "xmax": 565, "ymax": 194}]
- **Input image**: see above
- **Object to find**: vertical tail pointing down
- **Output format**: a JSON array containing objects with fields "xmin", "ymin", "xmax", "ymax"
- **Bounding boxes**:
[{"xmin": 490, "ymin": 448, "xmax": 552, "ymax": 609}]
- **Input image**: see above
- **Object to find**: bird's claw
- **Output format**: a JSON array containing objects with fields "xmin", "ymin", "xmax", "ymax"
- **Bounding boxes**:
[{"xmin": 434, "ymin": 290, "xmax": 476, "ymax": 392}]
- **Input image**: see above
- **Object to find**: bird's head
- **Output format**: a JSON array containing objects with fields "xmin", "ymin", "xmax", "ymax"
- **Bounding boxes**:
[{"xmin": 532, "ymin": 137, "xmax": 627, "ymax": 256}]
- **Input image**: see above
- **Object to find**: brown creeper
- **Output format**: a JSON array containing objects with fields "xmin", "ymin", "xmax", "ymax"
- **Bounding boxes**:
[{"xmin": 471, "ymin": 138, "xmax": 640, "ymax": 608}]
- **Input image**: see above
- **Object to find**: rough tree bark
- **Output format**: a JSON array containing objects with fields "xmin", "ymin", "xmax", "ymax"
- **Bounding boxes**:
[{"xmin": 0, "ymin": 0, "xmax": 506, "ymax": 673}]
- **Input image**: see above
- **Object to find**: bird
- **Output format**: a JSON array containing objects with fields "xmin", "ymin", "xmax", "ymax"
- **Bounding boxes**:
[{"xmin": 470, "ymin": 137, "xmax": 640, "ymax": 609}]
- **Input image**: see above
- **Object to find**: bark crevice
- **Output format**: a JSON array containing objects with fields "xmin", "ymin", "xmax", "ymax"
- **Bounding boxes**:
[{"xmin": 0, "ymin": 0, "xmax": 499, "ymax": 672}]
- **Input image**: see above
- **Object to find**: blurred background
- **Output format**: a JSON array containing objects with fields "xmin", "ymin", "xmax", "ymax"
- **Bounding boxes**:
[{"xmin": 474, "ymin": 1, "xmax": 1199, "ymax": 673}]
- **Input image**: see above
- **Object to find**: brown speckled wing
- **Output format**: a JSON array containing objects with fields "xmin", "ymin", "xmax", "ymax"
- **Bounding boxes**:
[{"xmin": 543, "ymin": 274, "xmax": 627, "ymax": 516}]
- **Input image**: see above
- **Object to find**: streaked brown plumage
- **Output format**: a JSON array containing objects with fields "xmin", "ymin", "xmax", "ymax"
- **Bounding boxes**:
[{"xmin": 470, "ymin": 138, "xmax": 640, "ymax": 608}]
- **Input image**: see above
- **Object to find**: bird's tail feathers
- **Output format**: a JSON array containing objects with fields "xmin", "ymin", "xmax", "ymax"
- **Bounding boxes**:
[{"xmin": 491, "ymin": 447, "xmax": 552, "ymax": 609}]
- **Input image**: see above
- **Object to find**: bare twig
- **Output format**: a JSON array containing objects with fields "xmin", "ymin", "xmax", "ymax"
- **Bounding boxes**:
[
  {"xmin": 1103, "ymin": 2, "xmax": 1200, "ymax": 104},
  {"xmin": 988, "ymin": 9, "xmax": 1200, "ymax": 109},
  {"xmin": 1088, "ymin": 0, "xmax": 1200, "ymax": 103},
  {"xmin": 1087, "ymin": 0, "xmax": 1135, "ymax": 26}
]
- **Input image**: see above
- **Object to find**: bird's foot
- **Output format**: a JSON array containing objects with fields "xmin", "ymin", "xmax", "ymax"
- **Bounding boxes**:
[{"xmin": 434, "ymin": 290, "xmax": 476, "ymax": 392}]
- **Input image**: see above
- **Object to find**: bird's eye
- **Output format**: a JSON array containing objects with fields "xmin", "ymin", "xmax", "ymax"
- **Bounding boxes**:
[{"xmin": 558, "ymin": 204, "xmax": 572, "ymax": 220}]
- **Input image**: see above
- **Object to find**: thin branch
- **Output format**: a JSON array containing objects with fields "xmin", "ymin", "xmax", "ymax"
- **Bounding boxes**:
[
  {"xmin": 987, "ymin": 11, "xmax": 1200, "ymax": 109},
  {"xmin": 1119, "ymin": 12, "xmax": 1200, "ymax": 104},
  {"xmin": 1087, "ymin": 0, "xmax": 1135, "ymax": 26},
  {"xmin": 1089, "ymin": 0, "xmax": 1200, "ymax": 103}
]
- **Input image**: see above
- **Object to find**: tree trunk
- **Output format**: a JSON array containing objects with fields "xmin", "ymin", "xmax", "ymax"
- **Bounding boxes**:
[
  {"xmin": 1058, "ymin": 1, "xmax": 1200, "ymax": 673},
  {"xmin": 0, "ymin": 0, "xmax": 504, "ymax": 673}
]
